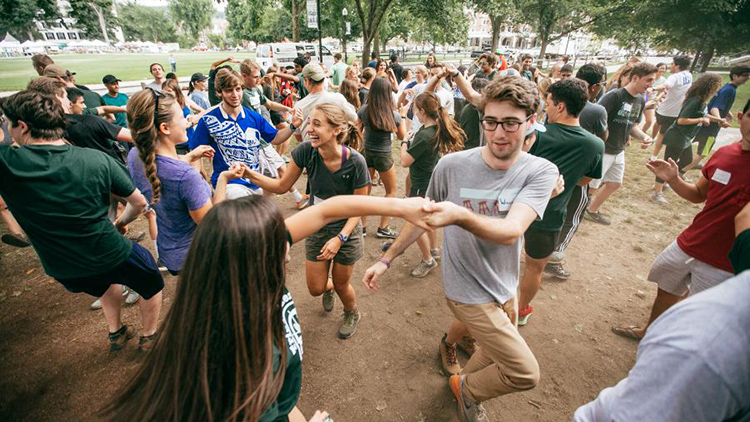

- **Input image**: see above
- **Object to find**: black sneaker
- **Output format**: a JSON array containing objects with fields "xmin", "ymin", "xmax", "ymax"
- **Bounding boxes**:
[
  {"xmin": 1, "ymin": 233, "xmax": 30, "ymax": 248},
  {"xmin": 138, "ymin": 333, "xmax": 157, "ymax": 352},
  {"xmin": 544, "ymin": 263, "xmax": 570, "ymax": 280},
  {"xmin": 376, "ymin": 226, "xmax": 399, "ymax": 239},
  {"xmin": 108, "ymin": 324, "xmax": 136, "ymax": 352}
]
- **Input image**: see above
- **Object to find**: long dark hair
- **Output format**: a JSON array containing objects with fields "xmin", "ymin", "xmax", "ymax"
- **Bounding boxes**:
[
  {"xmin": 683, "ymin": 73, "xmax": 722, "ymax": 106},
  {"xmin": 414, "ymin": 92, "xmax": 465, "ymax": 154},
  {"xmin": 102, "ymin": 196, "xmax": 289, "ymax": 422},
  {"xmin": 126, "ymin": 89, "xmax": 178, "ymax": 204},
  {"xmin": 366, "ymin": 77, "xmax": 397, "ymax": 132},
  {"xmin": 162, "ymin": 79, "xmax": 186, "ymax": 109}
]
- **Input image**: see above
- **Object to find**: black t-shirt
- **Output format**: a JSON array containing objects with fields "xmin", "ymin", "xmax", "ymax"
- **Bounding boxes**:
[
  {"xmin": 358, "ymin": 104, "xmax": 401, "ymax": 153},
  {"xmin": 598, "ymin": 88, "xmax": 646, "ymax": 154},
  {"xmin": 358, "ymin": 87, "xmax": 369, "ymax": 106},
  {"xmin": 66, "ymin": 114, "xmax": 123, "ymax": 161},
  {"xmin": 391, "ymin": 63, "xmax": 404, "ymax": 82},
  {"xmin": 459, "ymin": 103, "xmax": 482, "ymax": 150},
  {"xmin": 528, "ymin": 123, "xmax": 604, "ymax": 231},
  {"xmin": 407, "ymin": 125, "xmax": 440, "ymax": 191},
  {"xmin": 730, "ymin": 229, "xmax": 750, "ymax": 275},
  {"xmin": 291, "ymin": 142, "xmax": 370, "ymax": 229}
]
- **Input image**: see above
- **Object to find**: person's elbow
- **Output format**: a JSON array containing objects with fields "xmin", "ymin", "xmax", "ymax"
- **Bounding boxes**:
[{"xmin": 129, "ymin": 190, "xmax": 149, "ymax": 213}]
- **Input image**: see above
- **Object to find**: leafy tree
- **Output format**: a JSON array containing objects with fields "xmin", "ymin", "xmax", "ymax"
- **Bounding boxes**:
[
  {"xmin": 467, "ymin": 0, "xmax": 518, "ymax": 51},
  {"xmin": 68, "ymin": 0, "xmax": 119, "ymax": 41},
  {"xmin": 226, "ymin": 0, "xmax": 270, "ymax": 42},
  {"xmin": 118, "ymin": 2, "xmax": 178, "ymax": 43},
  {"xmin": 353, "ymin": 0, "xmax": 395, "ymax": 64},
  {"xmin": 0, "ymin": 0, "xmax": 58, "ymax": 41},
  {"xmin": 168, "ymin": 0, "xmax": 214, "ymax": 40}
]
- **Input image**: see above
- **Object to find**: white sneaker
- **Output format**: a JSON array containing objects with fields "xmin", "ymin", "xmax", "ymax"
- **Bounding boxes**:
[
  {"xmin": 124, "ymin": 290, "xmax": 140, "ymax": 305},
  {"xmin": 410, "ymin": 258, "xmax": 438, "ymax": 278},
  {"xmin": 651, "ymin": 191, "xmax": 669, "ymax": 204}
]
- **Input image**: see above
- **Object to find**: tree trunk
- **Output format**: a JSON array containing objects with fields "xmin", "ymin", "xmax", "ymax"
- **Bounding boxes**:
[
  {"xmin": 292, "ymin": 0, "xmax": 299, "ymax": 42},
  {"xmin": 537, "ymin": 34, "xmax": 549, "ymax": 68},
  {"xmin": 362, "ymin": 39, "xmax": 371, "ymax": 67},
  {"xmin": 92, "ymin": 5, "xmax": 110, "ymax": 43},
  {"xmin": 490, "ymin": 16, "xmax": 501, "ymax": 51},
  {"xmin": 373, "ymin": 30, "xmax": 380, "ymax": 58},
  {"xmin": 690, "ymin": 50, "xmax": 702, "ymax": 72},
  {"xmin": 699, "ymin": 47, "xmax": 715, "ymax": 73}
]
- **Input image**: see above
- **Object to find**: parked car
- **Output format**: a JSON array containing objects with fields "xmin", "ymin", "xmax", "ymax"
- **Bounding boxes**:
[
  {"xmin": 470, "ymin": 48, "xmax": 491, "ymax": 58},
  {"xmin": 256, "ymin": 42, "xmax": 335, "ymax": 70}
]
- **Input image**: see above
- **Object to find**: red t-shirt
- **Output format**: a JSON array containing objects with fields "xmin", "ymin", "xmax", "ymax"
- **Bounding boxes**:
[{"xmin": 677, "ymin": 142, "xmax": 750, "ymax": 272}]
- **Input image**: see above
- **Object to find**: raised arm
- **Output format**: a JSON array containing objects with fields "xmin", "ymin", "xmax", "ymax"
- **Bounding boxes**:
[
  {"xmin": 646, "ymin": 158, "xmax": 708, "ymax": 203},
  {"xmin": 444, "ymin": 63, "xmax": 483, "ymax": 107}
]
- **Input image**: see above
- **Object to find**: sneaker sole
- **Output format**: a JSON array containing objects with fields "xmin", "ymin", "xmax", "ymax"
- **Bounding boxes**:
[
  {"xmin": 543, "ymin": 268, "xmax": 570, "ymax": 280},
  {"xmin": 411, "ymin": 264, "xmax": 438, "ymax": 278},
  {"xmin": 375, "ymin": 233, "xmax": 398, "ymax": 239},
  {"xmin": 517, "ymin": 313, "xmax": 532, "ymax": 326},
  {"xmin": 1, "ymin": 234, "xmax": 30, "ymax": 248},
  {"xmin": 449, "ymin": 375, "xmax": 470, "ymax": 422}
]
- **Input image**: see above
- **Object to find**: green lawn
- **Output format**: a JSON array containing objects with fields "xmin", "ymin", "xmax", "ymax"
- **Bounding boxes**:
[
  {"xmin": 0, "ymin": 51, "xmax": 257, "ymax": 91},
  {"xmin": 724, "ymin": 74, "xmax": 750, "ymax": 127}
]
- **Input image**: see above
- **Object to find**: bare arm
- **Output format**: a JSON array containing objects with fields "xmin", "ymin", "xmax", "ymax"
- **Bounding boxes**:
[
  {"xmin": 114, "ymin": 188, "xmax": 148, "ymax": 232},
  {"xmin": 646, "ymin": 158, "xmax": 709, "ymax": 203},
  {"xmin": 735, "ymin": 202, "xmax": 750, "ymax": 236},
  {"xmin": 400, "ymin": 143, "xmax": 414, "ymax": 167},
  {"xmin": 285, "ymin": 196, "xmax": 433, "ymax": 244},
  {"xmin": 577, "ymin": 176, "xmax": 593, "ymax": 187},
  {"xmin": 676, "ymin": 116, "xmax": 710, "ymax": 126},
  {"xmin": 270, "ymin": 109, "xmax": 303, "ymax": 145},
  {"xmin": 244, "ymin": 161, "xmax": 303, "ymax": 194},
  {"xmin": 116, "ymin": 128, "xmax": 133, "ymax": 143},
  {"xmin": 265, "ymin": 100, "xmax": 293, "ymax": 113},
  {"xmin": 95, "ymin": 105, "xmax": 127, "ymax": 115},
  {"xmin": 445, "ymin": 64, "xmax": 482, "ymax": 107},
  {"xmin": 211, "ymin": 56, "xmax": 235, "ymax": 70},
  {"xmin": 315, "ymin": 186, "xmax": 369, "ymax": 261},
  {"xmin": 274, "ymin": 72, "xmax": 301, "ymax": 84},
  {"xmin": 428, "ymin": 200, "xmax": 538, "ymax": 245}
]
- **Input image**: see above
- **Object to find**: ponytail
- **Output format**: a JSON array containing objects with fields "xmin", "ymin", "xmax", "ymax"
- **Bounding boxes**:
[
  {"xmin": 126, "ymin": 89, "xmax": 178, "ymax": 204},
  {"xmin": 341, "ymin": 122, "xmax": 363, "ymax": 151},
  {"xmin": 187, "ymin": 80, "xmax": 195, "ymax": 96},
  {"xmin": 434, "ymin": 106, "xmax": 465, "ymax": 155},
  {"xmin": 415, "ymin": 92, "xmax": 464, "ymax": 155}
]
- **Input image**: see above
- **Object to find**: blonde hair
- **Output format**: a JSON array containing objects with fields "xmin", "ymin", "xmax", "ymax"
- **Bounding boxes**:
[
  {"xmin": 127, "ymin": 89, "xmax": 178, "ymax": 203},
  {"xmin": 314, "ymin": 103, "xmax": 363, "ymax": 151}
]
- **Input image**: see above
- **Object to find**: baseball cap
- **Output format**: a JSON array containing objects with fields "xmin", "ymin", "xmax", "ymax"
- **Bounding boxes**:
[
  {"xmin": 42, "ymin": 64, "xmax": 69, "ymax": 78},
  {"xmin": 525, "ymin": 120, "xmax": 547, "ymax": 137},
  {"xmin": 301, "ymin": 63, "xmax": 326, "ymax": 82},
  {"xmin": 102, "ymin": 74, "xmax": 121, "ymax": 84},
  {"xmin": 190, "ymin": 72, "xmax": 208, "ymax": 82}
]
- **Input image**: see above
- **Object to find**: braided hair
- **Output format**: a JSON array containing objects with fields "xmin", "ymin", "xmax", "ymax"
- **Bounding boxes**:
[{"xmin": 126, "ymin": 89, "xmax": 177, "ymax": 204}]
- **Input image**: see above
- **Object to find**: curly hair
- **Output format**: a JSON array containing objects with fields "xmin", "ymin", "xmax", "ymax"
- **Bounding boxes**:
[
  {"xmin": 684, "ymin": 73, "xmax": 723, "ymax": 106},
  {"xmin": 1, "ymin": 90, "xmax": 67, "ymax": 141},
  {"xmin": 481, "ymin": 76, "xmax": 539, "ymax": 116}
]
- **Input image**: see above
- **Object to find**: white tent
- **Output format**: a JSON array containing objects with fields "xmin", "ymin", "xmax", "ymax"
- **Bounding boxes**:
[{"xmin": 0, "ymin": 33, "xmax": 22, "ymax": 56}]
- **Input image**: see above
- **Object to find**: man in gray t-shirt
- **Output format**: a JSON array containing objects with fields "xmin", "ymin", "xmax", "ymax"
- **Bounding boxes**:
[
  {"xmin": 364, "ymin": 75, "xmax": 558, "ymax": 422},
  {"xmin": 574, "ymin": 270, "xmax": 750, "ymax": 422}
]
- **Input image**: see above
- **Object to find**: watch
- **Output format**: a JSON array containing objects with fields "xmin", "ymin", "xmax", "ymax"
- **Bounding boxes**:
[
  {"xmin": 289, "ymin": 122, "xmax": 297, "ymax": 131},
  {"xmin": 337, "ymin": 233, "xmax": 349, "ymax": 242}
]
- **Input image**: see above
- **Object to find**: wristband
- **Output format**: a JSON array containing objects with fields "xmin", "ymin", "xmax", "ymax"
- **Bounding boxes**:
[
  {"xmin": 379, "ymin": 257, "xmax": 390, "ymax": 268},
  {"xmin": 289, "ymin": 122, "xmax": 297, "ymax": 131},
  {"xmin": 337, "ymin": 233, "xmax": 349, "ymax": 243},
  {"xmin": 452, "ymin": 70, "xmax": 460, "ymax": 78}
]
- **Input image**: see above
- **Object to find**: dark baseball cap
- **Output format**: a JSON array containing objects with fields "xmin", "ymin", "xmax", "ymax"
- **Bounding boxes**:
[
  {"xmin": 102, "ymin": 74, "xmax": 121, "ymax": 84},
  {"xmin": 190, "ymin": 72, "xmax": 208, "ymax": 82}
]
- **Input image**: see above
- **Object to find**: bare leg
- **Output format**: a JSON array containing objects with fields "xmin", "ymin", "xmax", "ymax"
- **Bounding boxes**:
[
  {"xmin": 428, "ymin": 229, "xmax": 438, "ymax": 249},
  {"xmin": 446, "ymin": 320, "xmax": 470, "ymax": 344},
  {"xmin": 0, "ymin": 202, "xmax": 24, "ymax": 237},
  {"xmin": 623, "ymin": 287, "xmax": 683, "ymax": 338},
  {"xmin": 100, "ymin": 284, "xmax": 124, "ymax": 333},
  {"xmin": 138, "ymin": 291, "xmax": 162, "ymax": 336},
  {"xmin": 652, "ymin": 133, "xmax": 666, "ymax": 157},
  {"xmin": 378, "ymin": 166, "xmax": 398, "ymax": 229},
  {"xmin": 587, "ymin": 182, "xmax": 621, "ymax": 213},
  {"xmin": 518, "ymin": 255, "xmax": 548, "ymax": 310},
  {"xmin": 305, "ymin": 260, "xmax": 334, "ymax": 297},
  {"xmin": 331, "ymin": 262, "xmax": 357, "ymax": 312},
  {"xmin": 416, "ymin": 233, "xmax": 432, "ymax": 260}
]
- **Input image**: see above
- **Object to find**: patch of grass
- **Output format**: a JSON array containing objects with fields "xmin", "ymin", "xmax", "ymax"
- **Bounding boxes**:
[{"xmin": 0, "ymin": 51, "xmax": 257, "ymax": 91}]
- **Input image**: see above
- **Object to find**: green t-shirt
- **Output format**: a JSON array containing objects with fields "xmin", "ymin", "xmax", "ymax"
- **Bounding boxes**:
[
  {"xmin": 258, "ymin": 289, "xmax": 303, "ymax": 421},
  {"xmin": 242, "ymin": 87, "xmax": 269, "ymax": 113},
  {"xmin": 529, "ymin": 123, "xmax": 604, "ymax": 232},
  {"xmin": 0, "ymin": 145, "xmax": 135, "ymax": 279},
  {"xmin": 407, "ymin": 125, "xmax": 440, "ymax": 191},
  {"xmin": 331, "ymin": 62, "xmax": 348, "ymax": 86},
  {"xmin": 459, "ymin": 103, "xmax": 482, "ymax": 150},
  {"xmin": 102, "ymin": 92, "xmax": 129, "ymax": 128},
  {"xmin": 663, "ymin": 96, "xmax": 707, "ymax": 149}
]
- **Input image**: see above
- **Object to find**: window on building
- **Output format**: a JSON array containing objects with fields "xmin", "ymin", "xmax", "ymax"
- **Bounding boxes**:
[
  {"xmin": 68, "ymin": 33, "xmax": 78, "ymax": 40},
  {"xmin": 45, "ymin": 33, "xmax": 55, "ymax": 40},
  {"xmin": 56, "ymin": 32, "xmax": 66, "ymax": 40}
]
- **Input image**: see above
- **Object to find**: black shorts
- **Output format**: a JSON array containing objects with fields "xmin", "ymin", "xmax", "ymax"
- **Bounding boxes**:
[
  {"xmin": 524, "ymin": 228, "xmax": 561, "ymax": 260},
  {"xmin": 409, "ymin": 185, "xmax": 428, "ymax": 198},
  {"xmin": 55, "ymin": 243, "xmax": 164, "ymax": 299},
  {"xmin": 655, "ymin": 112, "xmax": 677, "ymax": 134}
]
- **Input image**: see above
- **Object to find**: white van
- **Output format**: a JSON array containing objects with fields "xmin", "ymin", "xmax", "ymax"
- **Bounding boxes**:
[{"xmin": 256, "ymin": 42, "xmax": 335, "ymax": 71}]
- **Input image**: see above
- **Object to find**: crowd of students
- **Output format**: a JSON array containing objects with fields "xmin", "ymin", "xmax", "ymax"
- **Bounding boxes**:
[{"xmin": 0, "ymin": 51, "xmax": 748, "ymax": 422}]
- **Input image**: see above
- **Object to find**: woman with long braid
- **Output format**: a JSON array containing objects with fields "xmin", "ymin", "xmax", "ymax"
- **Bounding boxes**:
[{"xmin": 126, "ymin": 89, "xmax": 243, "ymax": 276}]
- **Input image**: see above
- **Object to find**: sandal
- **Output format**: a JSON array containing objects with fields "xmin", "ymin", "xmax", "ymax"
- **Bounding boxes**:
[{"xmin": 612, "ymin": 325, "xmax": 644, "ymax": 341}]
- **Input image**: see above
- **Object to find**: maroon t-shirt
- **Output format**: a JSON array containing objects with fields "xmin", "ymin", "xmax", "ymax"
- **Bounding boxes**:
[{"xmin": 677, "ymin": 142, "xmax": 750, "ymax": 272}]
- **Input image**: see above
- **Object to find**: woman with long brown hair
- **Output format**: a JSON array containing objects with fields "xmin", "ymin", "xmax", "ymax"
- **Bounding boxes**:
[
  {"xmin": 102, "ymin": 186, "xmax": 435, "ymax": 422},
  {"xmin": 651, "ymin": 73, "xmax": 724, "ymax": 203},
  {"xmin": 125, "ymin": 89, "xmax": 242, "ymax": 277},
  {"xmin": 400, "ymin": 91, "xmax": 465, "ymax": 278},
  {"xmin": 339, "ymin": 78, "xmax": 361, "ymax": 110},
  {"xmin": 243, "ymin": 103, "xmax": 368, "ymax": 339},
  {"xmin": 359, "ymin": 77, "xmax": 406, "ymax": 239},
  {"xmin": 162, "ymin": 79, "xmax": 197, "ymax": 154},
  {"xmin": 606, "ymin": 63, "xmax": 634, "ymax": 92}
]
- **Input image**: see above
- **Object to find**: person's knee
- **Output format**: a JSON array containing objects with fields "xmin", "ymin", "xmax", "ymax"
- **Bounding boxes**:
[
  {"xmin": 510, "ymin": 357, "xmax": 540, "ymax": 391},
  {"xmin": 306, "ymin": 278, "xmax": 329, "ymax": 296}
]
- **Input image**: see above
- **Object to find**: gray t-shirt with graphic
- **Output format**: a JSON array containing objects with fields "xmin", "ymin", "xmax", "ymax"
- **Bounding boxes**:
[{"xmin": 426, "ymin": 148, "xmax": 559, "ymax": 305}]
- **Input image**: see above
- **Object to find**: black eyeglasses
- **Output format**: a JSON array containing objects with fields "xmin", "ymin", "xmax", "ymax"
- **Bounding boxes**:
[{"xmin": 480, "ymin": 115, "xmax": 532, "ymax": 133}]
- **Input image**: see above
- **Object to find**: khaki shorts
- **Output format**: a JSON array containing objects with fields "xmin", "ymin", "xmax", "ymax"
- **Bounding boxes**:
[
  {"xmin": 590, "ymin": 151, "xmax": 625, "ymax": 188},
  {"xmin": 364, "ymin": 149, "xmax": 394, "ymax": 172},
  {"xmin": 305, "ymin": 224, "xmax": 363, "ymax": 265},
  {"xmin": 648, "ymin": 241, "xmax": 733, "ymax": 296},
  {"xmin": 226, "ymin": 183, "xmax": 263, "ymax": 199}
]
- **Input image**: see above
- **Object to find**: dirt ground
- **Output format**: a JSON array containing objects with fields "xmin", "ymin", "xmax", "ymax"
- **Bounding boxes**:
[{"xmin": 0, "ymin": 143, "xmax": 702, "ymax": 422}]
